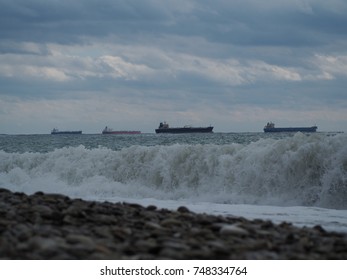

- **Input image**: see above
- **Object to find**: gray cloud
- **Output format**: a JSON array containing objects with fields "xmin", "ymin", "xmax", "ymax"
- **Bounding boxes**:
[
  {"xmin": 1, "ymin": 0, "xmax": 346, "ymax": 46},
  {"xmin": 0, "ymin": 0, "xmax": 346, "ymax": 133}
]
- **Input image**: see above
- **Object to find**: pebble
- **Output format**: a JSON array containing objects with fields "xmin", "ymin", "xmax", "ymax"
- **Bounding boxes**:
[
  {"xmin": 219, "ymin": 224, "xmax": 249, "ymax": 236},
  {"xmin": 0, "ymin": 188, "xmax": 346, "ymax": 259},
  {"xmin": 145, "ymin": 222, "xmax": 162, "ymax": 230}
]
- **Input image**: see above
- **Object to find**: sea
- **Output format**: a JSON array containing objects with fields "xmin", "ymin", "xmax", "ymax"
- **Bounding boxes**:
[{"xmin": 0, "ymin": 132, "xmax": 346, "ymax": 233}]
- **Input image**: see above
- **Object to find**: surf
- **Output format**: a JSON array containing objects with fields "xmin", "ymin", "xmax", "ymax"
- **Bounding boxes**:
[{"xmin": 1, "ymin": 132, "xmax": 346, "ymax": 209}]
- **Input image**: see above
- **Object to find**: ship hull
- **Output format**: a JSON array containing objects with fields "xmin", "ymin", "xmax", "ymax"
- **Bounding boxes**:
[
  {"xmin": 155, "ymin": 126, "xmax": 213, "ymax": 134},
  {"xmin": 102, "ymin": 131, "xmax": 141, "ymax": 135},
  {"xmin": 264, "ymin": 126, "xmax": 317, "ymax": 133},
  {"xmin": 51, "ymin": 131, "xmax": 82, "ymax": 135}
]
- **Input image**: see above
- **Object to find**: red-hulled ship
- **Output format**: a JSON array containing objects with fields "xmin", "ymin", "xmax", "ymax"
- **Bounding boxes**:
[{"xmin": 102, "ymin": 126, "xmax": 141, "ymax": 135}]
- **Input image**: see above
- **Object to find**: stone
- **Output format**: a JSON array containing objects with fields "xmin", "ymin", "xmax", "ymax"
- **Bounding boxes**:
[
  {"xmin": 177, "ymin": 206, "xmax": 190, "ymax": 213},
  {"xmin": 219, "ymin": 224, "xmax": 249, "ymax": 236},
  {"xmin": 0, "ymin": 188, "xmax": 346, "ymax": 260}
]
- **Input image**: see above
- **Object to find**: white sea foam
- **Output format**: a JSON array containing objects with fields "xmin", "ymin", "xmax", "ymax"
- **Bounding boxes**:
[
  {"xmin": 1, "ymin": 133, "xmax": 346, "ymax": 210},
  {"xmin": 103, "ymin": 196, "xmax": 347, "ymax": 233}
]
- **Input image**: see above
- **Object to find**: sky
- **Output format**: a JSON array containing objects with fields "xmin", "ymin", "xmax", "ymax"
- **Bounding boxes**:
[{"xmin": 0, "ymin": 0, "xmax": 347, "ymax": 134}]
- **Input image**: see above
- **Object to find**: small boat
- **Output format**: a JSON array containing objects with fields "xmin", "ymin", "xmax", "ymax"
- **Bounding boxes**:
[
  {"xmin": 51, "ymin": 128, "xmax": 82, "ymax": 135},
  {"xmin": 264, "ymin": 122, "xmax": 317, "ymax": 133},
  {"xmin": 102, "ymin": 126, "xmax": 141, "ymax": 135},
  {"xmin": 155, "ymin": 122, "xmax": 213, "ymax": 134}
]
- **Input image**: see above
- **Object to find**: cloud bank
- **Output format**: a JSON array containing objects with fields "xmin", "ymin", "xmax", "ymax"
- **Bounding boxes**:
[{"xmin": 0, "ymin": 0, "xmax": 346, "ymax": 133}]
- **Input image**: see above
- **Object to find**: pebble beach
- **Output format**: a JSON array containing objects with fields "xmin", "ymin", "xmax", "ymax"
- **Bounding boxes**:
[{"xmin": 1, "ymin": 188, "xmax": 346, "ymax": 260}]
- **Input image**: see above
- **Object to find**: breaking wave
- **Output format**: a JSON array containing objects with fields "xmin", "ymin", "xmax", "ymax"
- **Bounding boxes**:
[{"xmin": 1, "ymin": 133, "xmax": 346, "ymax": 209}]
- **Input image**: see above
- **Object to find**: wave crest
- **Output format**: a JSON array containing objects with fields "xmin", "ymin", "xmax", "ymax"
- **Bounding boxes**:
[{"xmin": 1, "ymin": 133, "xmax": 346, "ymax": 209}]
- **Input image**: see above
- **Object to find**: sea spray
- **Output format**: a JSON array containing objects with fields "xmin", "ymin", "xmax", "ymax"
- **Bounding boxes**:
[{"xmin": 0, "ymin": 133, "xmax": 346, "ymax": 209}]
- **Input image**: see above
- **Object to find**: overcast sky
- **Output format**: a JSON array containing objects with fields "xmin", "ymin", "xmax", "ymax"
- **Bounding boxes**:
[{"xmin": 1, "ymin": 0, "xmax": 346, "ymax": 133}]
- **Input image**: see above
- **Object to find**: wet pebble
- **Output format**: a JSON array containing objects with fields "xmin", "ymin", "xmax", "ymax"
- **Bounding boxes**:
[
  {"xmin": 219, "ymin": 224, "xmax": 249, "ymax": 236},
  {"xmin": 0, "ymin": 188, "xmax": 346, "ymax": 260}
]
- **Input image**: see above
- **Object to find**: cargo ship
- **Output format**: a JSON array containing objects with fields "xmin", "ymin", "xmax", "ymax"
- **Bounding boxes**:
[
  {"xmin": 51, "ymin": 128, "xmax": 82, "ymax": 135},
  {"xmin": 264, "ymin": 122, "xmax": 317, "ymax": 133},
  {"xmin": 155, "ymin": 122, "xmax": 213, "ymax": 134},
  {"xmin": 102, "ymin": 126, "xmax": 141, "ymax": 135}
]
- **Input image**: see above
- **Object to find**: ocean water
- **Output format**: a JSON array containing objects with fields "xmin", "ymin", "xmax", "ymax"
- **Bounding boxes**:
[{"xmin": 0, "ymin": 132, "xmax": 346, "ymax": 233}]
